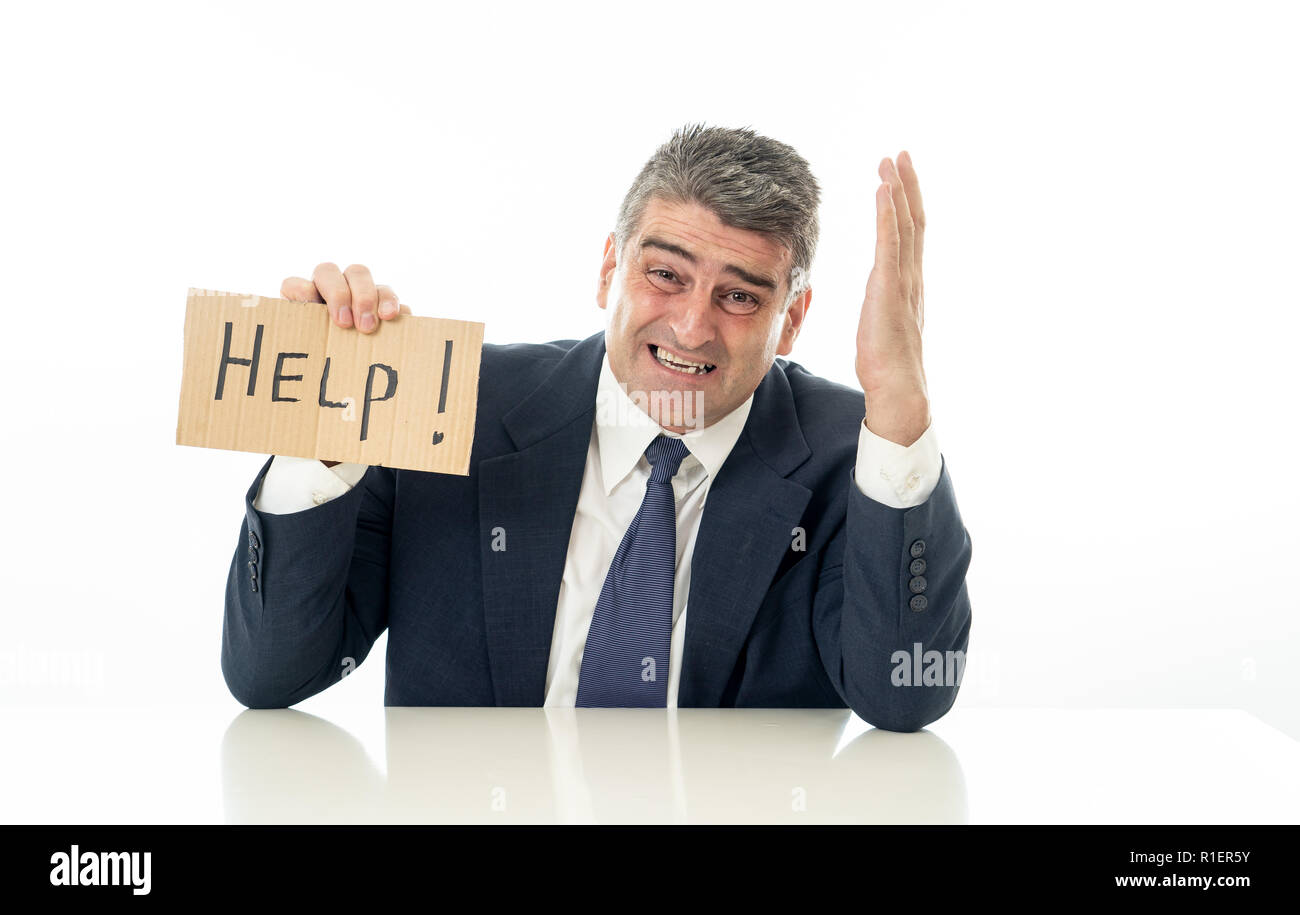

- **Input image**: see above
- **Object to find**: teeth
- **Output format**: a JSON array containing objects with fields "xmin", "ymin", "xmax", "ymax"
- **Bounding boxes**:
[{"xmin": 652, "ymin": 345, "xmax": 714, "ymax": 374}]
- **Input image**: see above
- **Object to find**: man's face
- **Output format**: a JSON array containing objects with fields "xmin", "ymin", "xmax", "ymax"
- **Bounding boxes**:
[{"xmin": 596, "ymin": 197, "xmax": 811, "ymax": 432}]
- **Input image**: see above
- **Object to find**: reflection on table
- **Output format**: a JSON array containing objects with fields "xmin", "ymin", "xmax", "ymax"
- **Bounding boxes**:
[{"xmin": 221, "ymin": 707, "xmax": 966, "ymax": 824}]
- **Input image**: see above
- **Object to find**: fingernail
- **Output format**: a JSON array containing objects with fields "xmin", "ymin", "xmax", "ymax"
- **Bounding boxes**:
[
  {"xmin": 379, "ymin": 300, "xmax": 396, "ymax": 319},
  {"xmin": 339, "ymin": 305, "xmax": 353, "ymax": 326},
  {"xmin": 359, "ymin": 311, "xmax": 376, "ymax": 331}
]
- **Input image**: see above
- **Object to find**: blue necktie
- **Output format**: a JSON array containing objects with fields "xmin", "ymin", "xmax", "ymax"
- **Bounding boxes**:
[{"xmin": 576, "ymin": 434, "xmax": 691, "ymax": 707}]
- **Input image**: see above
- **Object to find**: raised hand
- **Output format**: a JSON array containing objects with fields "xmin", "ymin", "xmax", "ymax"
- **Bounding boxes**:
[{"xmin": 856, "ymin": 151, "xmax": 931, "ymax": 447}]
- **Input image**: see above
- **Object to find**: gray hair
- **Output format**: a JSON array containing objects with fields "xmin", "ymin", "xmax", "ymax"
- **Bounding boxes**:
[{"xmin": 613, "ymin": 123, "xmax": 821, "ymax": 307}]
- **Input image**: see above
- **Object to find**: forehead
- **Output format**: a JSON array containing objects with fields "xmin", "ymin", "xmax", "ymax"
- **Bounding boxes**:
[{"xmin": 630, "ymin": 197, "xmax": 791, "ymax": 277}]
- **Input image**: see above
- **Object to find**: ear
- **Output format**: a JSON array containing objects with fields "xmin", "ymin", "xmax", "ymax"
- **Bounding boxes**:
[
  {"xmin": 596, "ymin": 232, "xmax": 618, "ymax": 311},
  {"xmin": 775, "ymin": 286, "xmax": 812, "ymax": 356}
]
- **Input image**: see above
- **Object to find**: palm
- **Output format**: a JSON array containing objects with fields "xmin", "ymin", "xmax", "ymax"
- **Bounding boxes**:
[{"xmin": 856, "ymin": 151, "xmax": 927, "ymax": 399}]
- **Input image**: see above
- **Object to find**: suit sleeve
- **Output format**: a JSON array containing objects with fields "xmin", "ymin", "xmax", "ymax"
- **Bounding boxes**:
[
  {"xmin": 814, "ymin": 454, "xmax": 973, "ymax": 732},
  {"xmin": 221, "ymin": 455, "xmax": 394, "ymax": 708}
]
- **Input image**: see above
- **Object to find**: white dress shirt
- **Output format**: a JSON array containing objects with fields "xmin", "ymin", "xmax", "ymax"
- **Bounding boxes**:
[{"xmin": 252, "ymin": 354, "xmax": 942, "ymax": 707}]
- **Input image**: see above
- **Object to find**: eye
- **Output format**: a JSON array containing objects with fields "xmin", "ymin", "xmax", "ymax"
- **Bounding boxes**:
[
  {"xmin": 649, "ymin": 269, "xmax": 679, "ymax": 283},
  {"xmin": 722, "ymin": 290, "xmax": 760, "ymax": 313}
]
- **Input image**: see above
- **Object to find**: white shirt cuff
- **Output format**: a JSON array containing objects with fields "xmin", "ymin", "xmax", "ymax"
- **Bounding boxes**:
[
  {"xmin": 252, "ymin": 456, "xmax": 369, "ymax": 514},
  {"xmin": 852, "ymin": 420, "xmax": 941, "ymax": 509}
]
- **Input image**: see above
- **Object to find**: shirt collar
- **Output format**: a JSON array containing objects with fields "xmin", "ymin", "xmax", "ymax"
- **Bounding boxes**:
[{"xmin": 594, "ymin": 352, "xmax": 753, "ymax": 496}]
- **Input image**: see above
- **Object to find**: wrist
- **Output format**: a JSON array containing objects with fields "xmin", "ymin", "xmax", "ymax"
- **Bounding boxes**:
[{"xmin": 862, "ymin": 389, "xmax": 931, "ymax": 447}]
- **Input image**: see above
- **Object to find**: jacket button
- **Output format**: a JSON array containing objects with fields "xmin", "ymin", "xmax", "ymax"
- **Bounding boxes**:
[
  {"xmin": 250, "ymin": 577, "xmax": 259, "ymax": 593},
  {"xmin": 909, "ymin": 575, "xmax": 928, "ymax": 594},
  {"xmin": 247, "ymin": 546, "xmax": 258, "ymax": 563},
  {"xmin": 909, "ymin": 539, "xmax": 926, "ymax": 559},
  {"xmin": 909, "ymin": 558, "xmax": 926, "ymax": 576},
  {"xmin": 909, "ymin": 594, "xmax": 928, "ymax": 612},
  {"xmin": 248, "ymin": 530, "xmax": 260, "ymax": 550}
]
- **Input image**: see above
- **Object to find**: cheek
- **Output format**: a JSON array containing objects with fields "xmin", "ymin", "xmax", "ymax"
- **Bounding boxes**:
[
  {"xmin": 733, "ymin": 317, "xmax": 784, "ymax": 362},
  {"xmin": 612, "ymin": 280, "xmax": 672, "ymax": 330},
  {"xmin": 766, "ymin": 313, "xmax": 790, "ymax": 355},
  {"xmin": 721, "ymin": 320, "xmax": 783, "ymax": 391}
]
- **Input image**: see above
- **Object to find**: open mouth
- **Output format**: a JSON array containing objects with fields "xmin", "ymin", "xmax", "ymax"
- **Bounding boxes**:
[{"xmin": 649, "ymin": 344, "xmax": 716, "ymax": 376}]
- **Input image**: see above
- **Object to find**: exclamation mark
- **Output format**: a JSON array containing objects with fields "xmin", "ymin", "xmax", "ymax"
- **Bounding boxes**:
[{"xmin": 432, "ymin": 339, "xmax": 453, "ymax": 445}]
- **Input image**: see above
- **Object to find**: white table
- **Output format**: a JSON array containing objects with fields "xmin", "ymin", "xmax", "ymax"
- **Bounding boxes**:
[{"xmin": 3, "ymin": 706, "xmax": 1297, "ymax": 824}]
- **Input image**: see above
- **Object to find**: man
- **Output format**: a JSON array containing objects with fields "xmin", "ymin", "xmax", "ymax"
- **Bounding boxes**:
[{"xmin": 223, "ymin": 123, "xmax": 972, "ymax": 731}]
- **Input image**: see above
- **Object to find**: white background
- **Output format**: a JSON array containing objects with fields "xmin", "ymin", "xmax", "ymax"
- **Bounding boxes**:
[{"xmin": 2, "ymin": 0, "xmax": 1297, "ymax": 746}]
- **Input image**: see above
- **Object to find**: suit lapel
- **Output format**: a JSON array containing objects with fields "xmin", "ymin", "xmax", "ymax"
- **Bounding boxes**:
[
  {"xmin": 479, "ymin": 333, "xmax": 605, "ymax": 706},
  {"xmin": 677, "ymin": 364, "xmax": 813, "ymax": 708}
]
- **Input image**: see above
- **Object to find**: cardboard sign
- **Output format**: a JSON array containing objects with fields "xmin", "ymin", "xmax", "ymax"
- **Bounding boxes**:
[{"xmin": 176, "ymin": 288, "xmax": 484, "ymax": 474}]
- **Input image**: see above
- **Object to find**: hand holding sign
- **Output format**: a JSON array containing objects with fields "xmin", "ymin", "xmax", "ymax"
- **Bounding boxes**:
[
  {"xmin": 281, "ymin": 262, "xmax": 410, "ymax": 464},
  {"xmin": 281, "ymin": 262, "xmax": 411, "ymax": 335}
]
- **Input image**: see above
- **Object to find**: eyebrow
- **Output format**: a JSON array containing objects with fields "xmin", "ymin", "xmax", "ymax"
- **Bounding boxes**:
[{"xmin": 639, "ymin": 236, "xmax": 778, "ymax": 292}]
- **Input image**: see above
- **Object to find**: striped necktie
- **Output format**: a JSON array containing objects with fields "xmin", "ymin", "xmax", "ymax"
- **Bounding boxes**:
[{"xmin": 576, "ymin": 434, "xmax": 691, "ymax": 707}]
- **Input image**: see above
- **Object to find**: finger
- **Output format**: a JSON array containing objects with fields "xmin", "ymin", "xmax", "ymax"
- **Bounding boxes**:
[
  {"xmin": 878, "ymin": 157, "xmax": 914, "ymax": 298},
  {"xmin": 897, "ymin": 150, "xmax": 926, "ymax": 293},
  {"xmin": 376, "ymin": 283, "xmax": 400, "ymax": 320},
  {"xmin": 281, "ymin": 276, "xmax": 324, "ymax": 303},
  {"xmin": 873, "ymin": 180, "xmax": 900, "ymax": 284},
  {"xmin": 312, "ymin": 262, "xmax": 353, "ymax": 328},
  {"xmin": 344, "ymin": 263, "xmax": 379, "ymax": 333}
]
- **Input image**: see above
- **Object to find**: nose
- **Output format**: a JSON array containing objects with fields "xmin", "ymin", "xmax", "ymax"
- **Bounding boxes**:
[{"xmin": 667, "ymin": 284, "xmax": 716, "ymax": 353}]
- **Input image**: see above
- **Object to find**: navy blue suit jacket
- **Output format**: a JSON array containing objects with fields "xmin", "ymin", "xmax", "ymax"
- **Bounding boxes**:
[{"xmin": 222, "ymin": 331, "xmax": 973, "ymax": 731}]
